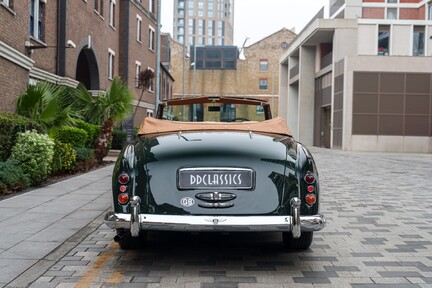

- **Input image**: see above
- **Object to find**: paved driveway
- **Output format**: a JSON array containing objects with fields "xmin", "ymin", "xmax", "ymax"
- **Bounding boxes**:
[{"xmin": 28, "ymin": 148, "xmax": 432, "ymax": 288}]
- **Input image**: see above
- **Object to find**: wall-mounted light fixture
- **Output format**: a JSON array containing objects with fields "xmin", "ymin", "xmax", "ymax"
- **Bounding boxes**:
[{"xmin": 25, "ymin": 40, "xmax": 76, "ymax": 53}]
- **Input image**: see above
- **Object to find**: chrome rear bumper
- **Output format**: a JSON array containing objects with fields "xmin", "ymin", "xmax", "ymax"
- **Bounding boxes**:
[{"xmin": 105, "ymin": 212, "xmax": 326, "ymax": 232}]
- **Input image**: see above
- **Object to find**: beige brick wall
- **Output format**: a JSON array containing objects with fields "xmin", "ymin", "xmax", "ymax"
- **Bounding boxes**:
[{"xmin": 170, "ymin": 28, "xmax": 296, "ymax": 116}]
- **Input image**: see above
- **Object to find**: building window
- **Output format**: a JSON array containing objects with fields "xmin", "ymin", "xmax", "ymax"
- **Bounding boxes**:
[
  {"xmin": 109, "ymin": 0, "xmax": 116, "ymax": 27},
  {"xmin": 136, "ymin": 15, "xmax": 142, "ymax": 42},
  {"xmin": 386, "ymin": 7, "xmax": 397, "ymax": 19},
  {"xmin": 378, "ymin": 25, "xmax": 390, "ymax": 55},
  {"xmin": 198, "ymin": 0, "xmax": 204, "ymax": 16},
  {"xmin": 149, "ymin": 26, "xmax": 155, "ymax": 50},
  {"xmin": 259, "ymin": 79, "xmax": 268, "ymax": 90},
  {"xmin": 198, "ymin": 19, "xmax": 205, "ymax": 36},
  {"xmin": 94, "ymin": 0, "xmax": 104, "ymax": 16},
  {"xmin": 188, "ymin": 0, "xmax": 194, "ymax": 16},
  {"xmin": 178, "ymin": 35, "xmax": 184, "ymax": 44},
  {"xmin": 147, "ymin": 67, "xmax": 154, "ymax": 92},
  {"xmin": 2, "ymin": 0, "xmax": 13, "ymax": 8},
  {"xmin": 208, "ymin": 0, "xmax": 214, "ymax": 17},
  {"xmin": 30, "ymin": 0, "xmax": 44, "ymax": 41},
  {"xmin": 413, "ymin": 26, "xmax": 425, "ymax": 56},
  {"xmin": 387, "ymin": 0, "xmax": 397, "ymax": 3},
  {"xmin": 108, "ymin": 49, "xmax": 115, "ymax": 80},
  {"xmin": 208, "ymin": 20, "xmax": 214, "ymax": 36},
  {"xmin": 149, "ymin": 0, "xmax": 154, "ymax": 14},
  {"xmin": 147, "ymin": 110, "xmax": 154, "ymax": 117},
  {"xmin": 260, "ymin": 59, "xmax": 268, "ymax": 72},
  {"xmin": 135, "ymin": 61, "xmax": 141, "ymax": 87}
]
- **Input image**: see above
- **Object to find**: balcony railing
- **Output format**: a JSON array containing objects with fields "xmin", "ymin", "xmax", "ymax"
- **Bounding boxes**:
[
  {"xmin": 320, "ymin": 53, "xmax": 333, "ymax": 69},
  {"xmin": 290, "ymin": 65, "xmax": 299, "ymax": 79}
]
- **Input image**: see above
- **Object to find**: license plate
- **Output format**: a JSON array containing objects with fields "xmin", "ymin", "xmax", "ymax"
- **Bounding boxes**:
[{"xmin": 178, "ymin": 168, "xmax": 254, "ymax": 190}]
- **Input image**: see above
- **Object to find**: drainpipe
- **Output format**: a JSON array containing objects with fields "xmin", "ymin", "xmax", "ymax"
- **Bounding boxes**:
[{"xmin": 57, "ymin": 0, "xmax": 67, "ymax": 77}]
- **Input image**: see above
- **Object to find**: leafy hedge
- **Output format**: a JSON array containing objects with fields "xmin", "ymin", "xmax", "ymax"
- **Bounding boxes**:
[
  {"xmin": 51, "ymin": 126, "xmax": 88, "ymax": 148},
  {"xmin": 74, "ymin": 119, "xmax": 101, "ymax": 148},
  {"xmin": 111, "ymin": 128, "xmax": 128, "ymax": 150},
  {"xmin": 0, "ymin": 160, "xmax": 31, "ymax": 194},
  {"xmin": 0, "ymin": 113, "xmax": 44, "ymax": 161},
  {"xmin": 51, "ymin": 140, "xmax": 76, "ymax": 174},
  {"xmin": 10, "ymin": 131, "xmax": 54, "ymax": 185},
  {"xmin": 74, "ymin": 147, "xmax": 96, "ymax": 171}
]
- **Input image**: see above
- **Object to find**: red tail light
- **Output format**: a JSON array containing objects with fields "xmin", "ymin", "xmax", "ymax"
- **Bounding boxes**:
[
  {"xmin": 305, "ymin": 194, "xmax": 316, "ymax": 205},
  {"xmin": 118, "ymin": 193, "xmax": 129, "ymax": 205},
  {"xmin": 307, "ymin": 185, "xmax": 315, "ymax": 193},
  {"xmin": 118, "ymin": 173, "xmax": 129, "ymax": 185},
  {"xmin": 304, "ymin": 173, "xmax": 315, "ymax": 184}
]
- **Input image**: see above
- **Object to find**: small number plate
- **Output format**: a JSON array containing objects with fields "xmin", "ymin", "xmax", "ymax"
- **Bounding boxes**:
[{"xmin": 178, "ymin": 168, "xmax": 254, "ymax": 190}]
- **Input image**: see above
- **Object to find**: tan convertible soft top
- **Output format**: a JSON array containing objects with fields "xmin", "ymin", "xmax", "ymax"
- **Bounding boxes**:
[{"xmin": 138, "ymin": 117, "xmax": 292, "ymax": 136}]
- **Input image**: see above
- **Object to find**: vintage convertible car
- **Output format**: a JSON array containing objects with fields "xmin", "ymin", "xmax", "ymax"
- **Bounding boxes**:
[{"xmin": 105, "ymin": 96, "xmax": 325, "ymax": 250}]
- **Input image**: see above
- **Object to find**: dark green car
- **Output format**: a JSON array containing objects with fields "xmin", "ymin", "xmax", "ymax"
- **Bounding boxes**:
[{"xmin": 105, "ymin": 97, "xmax": 325, "ymax": 250}]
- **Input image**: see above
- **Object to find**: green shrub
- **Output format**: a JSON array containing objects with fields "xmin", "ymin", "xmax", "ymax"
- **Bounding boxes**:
[
  {"xmin": 0, "ymin": 160, "xmax": 31, "ymax": 194},
  {"xmin": 51, "ymin": 126, "xmax": 88, "ymax": 148},
  {"xmin": 51, "ymin": 140, "xmax": 76, "ymax": 174},
  {"xmin": 111, "ymin": 128, "xmax": 128, "ymax": 150},
  {"xmin": 10, "ymin": 131, "xmax": 54, "ymax": 185},
  {"xmin": 74, "ymin": 119, "xmax": 101, "ymax": 148},
  {"xmin": 0, "ymin": 113, "xmax": 44, "ymax": 161},
  {"xmin": 74, "ymin": 147, "xmax": 96, "ymax": 171}
]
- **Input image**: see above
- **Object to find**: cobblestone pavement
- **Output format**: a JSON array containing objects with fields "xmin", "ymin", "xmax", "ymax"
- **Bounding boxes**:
[{"xmin": 29, "ymin": 148, "xmax": 432, "ymax": 288}]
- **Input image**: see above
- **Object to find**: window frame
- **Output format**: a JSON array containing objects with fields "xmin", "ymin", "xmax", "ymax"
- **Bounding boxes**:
[
  {"xmin": 136, "ymin": 15, "xmax": 142, "ymax": 42},
  {"xmin": 108, "ymin": 48, "xmax": 115, "ymax": 80},
  {"xmin": 378, "ymin": 25, "xmax": 391, "ymax": 56},
  {"xmin": 30, "ymin": 0, "xmax": 45, "ymax": 41},
  {"xmin": 109, "ymin": 0, "xmax": 116, "ymax": 28},
  {"xmin": 135, "ymin": 61, "xmax": 141, "ymax": 87},
  {"xmin": 259, "ymin": 78, "xmax": 268, "ymax": 91},
  {"xmin": 147, "ymin": 67, "xmax": 155, "ymax": 92},
  {"xmin": 149, "ymin": 25, "xmax": 156, "ymax": 51},
  {"xmin": 149, "ymin": 0, "xmax": 154, "ymax": 14},
  {"xmin": 259, "ymin": 59, "xmax": 269, "ymax": 72},
  {"xmin": 412, "ymin": 26, "xmax": 425, "ymax": 56}
]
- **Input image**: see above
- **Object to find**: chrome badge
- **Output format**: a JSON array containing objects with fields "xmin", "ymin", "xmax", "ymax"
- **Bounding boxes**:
[{"xmin": 180, "ymin": 197, "xmax": 195, "ymax": 207}]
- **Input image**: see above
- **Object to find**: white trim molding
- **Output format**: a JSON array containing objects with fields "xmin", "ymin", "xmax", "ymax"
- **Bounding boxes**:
[{"xmin": 0, "ymin": 41, "xmax": 34, "ymax": 71}]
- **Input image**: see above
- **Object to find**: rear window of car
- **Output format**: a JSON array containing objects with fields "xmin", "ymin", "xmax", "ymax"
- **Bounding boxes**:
[{"xmin": 162, "ymin": 103, "xmax": 266, "ymax": 122}]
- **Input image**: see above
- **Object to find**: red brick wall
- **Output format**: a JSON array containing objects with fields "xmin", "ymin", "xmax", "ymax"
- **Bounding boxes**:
[
  {"xmin": 0, "ymin": 1, "xmax": 31, "ymax": 54},
  {"xmin": 400, "ymin": 7, "xmax": 423, "ymax": 19},
  {"xmin": 362, "ymin": 7, "xmax": 385, "ymax": 19},
  {"xmin": 0, "ymin": 58, "xmax": 29, "ymax": 112}
]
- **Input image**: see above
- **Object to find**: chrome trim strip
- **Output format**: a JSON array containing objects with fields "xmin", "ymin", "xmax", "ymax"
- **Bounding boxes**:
[{"xmin": 105, "ymin": 212, "xmax": 326, "ymax": 233}]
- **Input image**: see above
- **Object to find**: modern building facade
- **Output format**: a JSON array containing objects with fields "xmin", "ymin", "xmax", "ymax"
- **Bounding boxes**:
[
  {"xmin": 0, "ymin": 0, "xmax": 173, "ymax": 127},
  {"xmin": 279, "ymin": 0, "xmax": 432, "ymax": 153},
  {"xmin": 173, "ymin": 0, "xmax": 234, "ymax": 47},
  {"xmin": 170, "ymin": 28, "xmax": 297, "ymax": 115}
]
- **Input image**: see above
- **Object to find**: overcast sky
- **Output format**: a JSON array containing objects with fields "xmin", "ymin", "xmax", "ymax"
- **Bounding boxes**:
[{"xmin": 161, "ymin": 0, "xmax": 328, "ymax": 47}]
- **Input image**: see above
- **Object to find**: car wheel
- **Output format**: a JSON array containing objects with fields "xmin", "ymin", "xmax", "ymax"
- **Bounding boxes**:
[
  {"xmin": 116, "ymin": 229, "xmax": 147, "ymax": 250},
  {"xmin": 282, "ymin": 231, "xmax": 313, "ymax": 250}
]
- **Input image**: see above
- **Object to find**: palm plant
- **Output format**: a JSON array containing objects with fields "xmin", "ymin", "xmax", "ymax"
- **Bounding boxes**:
[
  {"xmin": 72, "ymin": 77, "xmax": 134, "ymax": 163},
  {"xmin": 16, "ymin": 81, "xmax": 75, "ymax": 132}
]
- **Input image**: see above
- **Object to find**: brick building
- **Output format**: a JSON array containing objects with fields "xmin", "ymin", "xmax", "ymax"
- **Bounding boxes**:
[
  {"xmin": 0, "ymin": 0, "xmax": 173, "ymax": 126},
  {"xmin": 279, "ymin": 0, "xmax": 432, "ymax": 152},
  {"xmin": 169, "ymin": 28, "xmax": 297, "ymax": 115}
]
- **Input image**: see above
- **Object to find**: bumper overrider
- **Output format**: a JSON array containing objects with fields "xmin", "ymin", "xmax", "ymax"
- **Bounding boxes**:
[{"xmin": 104, "ymin": 197, "xmax": 326, "ymax": 238}]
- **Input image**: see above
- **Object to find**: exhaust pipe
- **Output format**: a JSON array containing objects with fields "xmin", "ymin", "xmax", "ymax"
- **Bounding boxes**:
[{"xmin": 113, "ymin": 229, "xmax": 128, "ymax": 242}]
